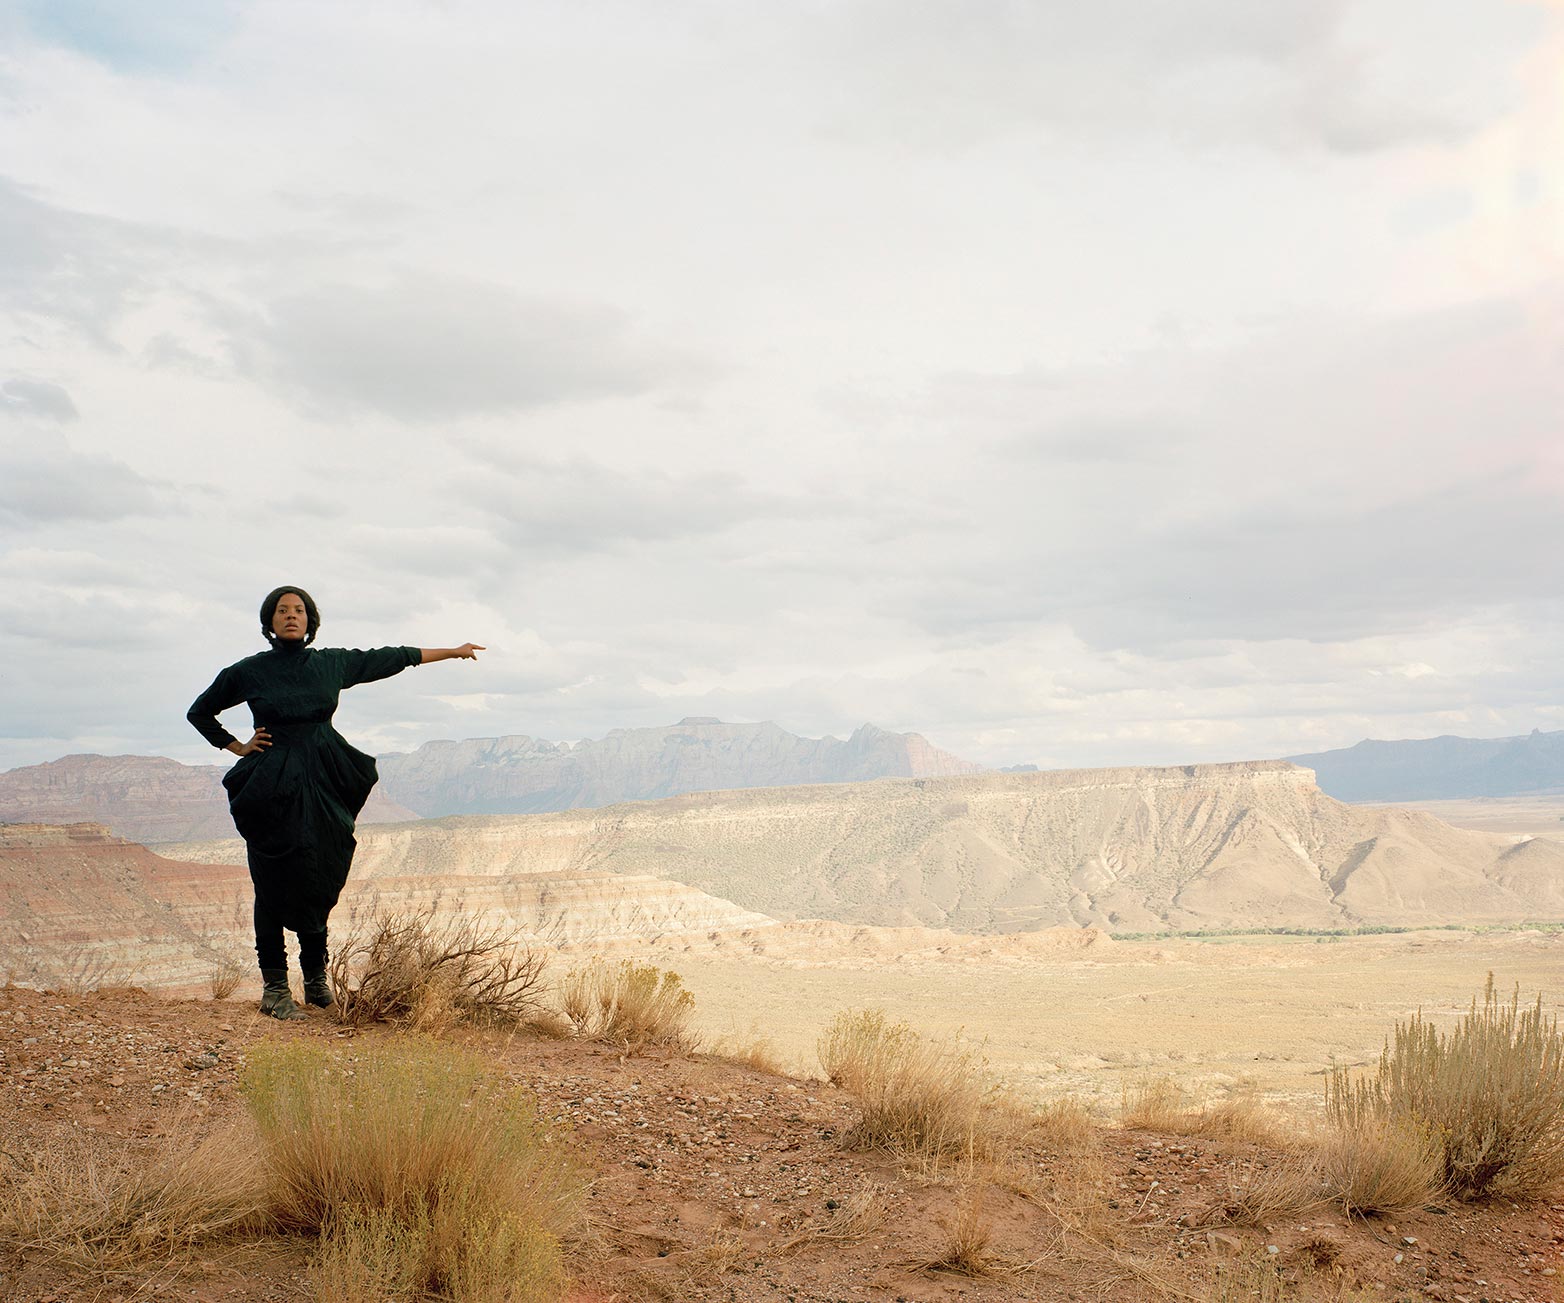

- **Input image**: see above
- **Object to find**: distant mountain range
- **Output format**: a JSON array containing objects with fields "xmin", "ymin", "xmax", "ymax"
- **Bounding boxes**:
[
  {"xmin": 375, "ymin": 718, "xmax": 979, "ymax": 816},
  {"xmin": 0, "ymin": 719, "xmax": 980, "ymax": 844},
  {"xmin": 1287, "ymin": 729, "xmax": 1564, "ymax": 802}
]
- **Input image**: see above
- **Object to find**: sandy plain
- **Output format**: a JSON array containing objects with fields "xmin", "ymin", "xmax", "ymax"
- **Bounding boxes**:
[
  {"xmin": 669, "ymin": 928, "xmax": 1564, "ymax": 1114},
  {"xmin": 1378, "ymin": 792, "xmax": 1564, "ymax": 841}
]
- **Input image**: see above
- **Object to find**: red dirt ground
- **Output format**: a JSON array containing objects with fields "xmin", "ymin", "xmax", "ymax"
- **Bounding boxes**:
[{"xmin": 1, "ymin": 984, "xmax": 1559, "ymax": 1302}]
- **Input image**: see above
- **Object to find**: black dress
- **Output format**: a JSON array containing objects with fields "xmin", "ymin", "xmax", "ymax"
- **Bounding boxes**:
[{"xmin": 187, "ymin": 642, "xmax": 420, "ymax": 933}]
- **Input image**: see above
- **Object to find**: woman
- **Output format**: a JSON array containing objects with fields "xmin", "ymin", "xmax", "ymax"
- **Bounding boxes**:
[{"xmin": 187, "ymin": 586, "xmax": 483, "ymax": 1019}]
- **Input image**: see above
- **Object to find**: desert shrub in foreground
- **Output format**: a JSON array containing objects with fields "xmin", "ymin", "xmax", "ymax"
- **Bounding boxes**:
[
  {"xmin": 1328, "ymin": 975, "xmax": 1564, "ymax": 1200},
  {"xmin": 558, "ymin": 957, "xmax": 696, "ymax": 1049},
  {"xmin": 243, "ymin": 1037, "xmax": 582, "ymax": 1302},
  {"xmin": 818, "ymin": 1008, "xmax": 1009, "ymax": 1166},
  {"xmin": 1313, "ymin": 1113, "xmax": 1443, "ymax": 1218},
  {"xmin": 0, "ymin": 1123, "xmax": 266, "ymax": 1274},
  {"xmin": 328, "ymin": 907, "xmax": 548, "ymax": 1032}
]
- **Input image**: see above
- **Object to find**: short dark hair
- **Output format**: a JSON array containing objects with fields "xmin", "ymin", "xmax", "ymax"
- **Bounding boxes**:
[{"xmin": 260, "ymin": 586, "xmax": 320, "ymax": 645}]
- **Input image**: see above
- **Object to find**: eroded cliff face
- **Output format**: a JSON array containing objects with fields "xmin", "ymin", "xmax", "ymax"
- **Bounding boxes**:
[
  {"xmin": 0, "ymin": 822, "xmax": 775, "ymax": 995},
  {"xmin": 0, "ymin": 755, "xmax": 416, "ymax": 844},
  {"xmin": 0, "ymin": 824, "xmax": 252, "ymax": 993},
  {"xmin": 167, "ymin": 760, "xmax": 1564, "ymax": 934}
]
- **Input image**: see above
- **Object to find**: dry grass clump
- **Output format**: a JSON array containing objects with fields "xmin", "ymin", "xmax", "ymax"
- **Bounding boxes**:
[
  {"xmin": 1198, "ymin": 1156, "xmax": 1326, "ymax": 1227},
  {"xmin": 1328, "ymin": 975, "xmax": 1564, "ymax": 1200},
  {"xmin": 0, "ymin": 1122, "xmax": 267, "ymax": 1275},
  {"xmin": 778, "ymin": 1182, "xmax": 888, "ymax": 1252},
  {"xmin": 907, "ymin": 1188, "xmax": 1030, "ymax": 1281},
  {"xmin": 243, "ymin": 1037, "xmax": 583, "ymax": 1302},
  {"xmin": 208, "ymin": 948, "xmax": 248, "ymax": 1000},
  {"xmin": 918, "ymin": 1196, "xmax": 997, "ymax": 1277},
  {"xmin": 328, "ymin": 908, "xmax": 548, "ymax": 1032},
  {"xmin": 818, "ymin": 1008, "xmax": 1010, "ymax": 1167},
  {"xmin": 1028, "ymin": 1095, "xmax": 1098, "ymax": 1149},
  {"xmin": 709, "ymin": 1031, "xmax": 790, "ymax": 1076},
  {"xmin": 1121, "ymin": 1078, "xmax": 1290, "ymax": 1146},
  {"xmin": 1313, "ymin": 1113, "xmax": 1443, "ymax": 1218},
  {"xmin": 558, "ymin": 958, "xmax": 696, "ymax": 1050}
]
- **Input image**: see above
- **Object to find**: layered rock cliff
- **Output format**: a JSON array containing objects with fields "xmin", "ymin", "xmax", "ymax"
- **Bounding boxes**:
[
  {"xmin": 164, "ymin": 761, "xmax": 1564, "ymax": 934},
  {"xmin": 0, "ymin": 822, "xmax": 775, "ymax": 995}
]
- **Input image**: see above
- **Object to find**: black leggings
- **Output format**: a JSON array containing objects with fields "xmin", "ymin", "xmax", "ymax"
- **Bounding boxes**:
[{"xmin": 254, "ymin": 897, "xmax": 328, "ymax": 973}]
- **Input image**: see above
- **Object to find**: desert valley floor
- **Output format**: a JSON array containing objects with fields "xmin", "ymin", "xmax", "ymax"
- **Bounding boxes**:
[
  {"xmin": 664, "ymin": 927, "xmax": 1564, "ymax": 1110},
  {"xmin": 665, "ymin": 789, "xmax": 1564, "ymax": 1109}
]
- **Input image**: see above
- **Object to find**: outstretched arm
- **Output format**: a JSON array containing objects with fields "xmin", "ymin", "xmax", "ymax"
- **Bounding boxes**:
[{"xmin": 420, "ymin": 644, "xmax": 485, "ymax": 663}]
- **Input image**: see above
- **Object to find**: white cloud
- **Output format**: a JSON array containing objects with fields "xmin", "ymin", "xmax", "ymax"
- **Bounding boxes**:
[
  {"xmin": 227, "ymin": 271, "xmax": 705, "ymax": 421},
  {"xmin": 0, "ymin": 0, "xmax": 1560, "ymax": 777},
  {"xmin": 2, "ymin": 377, "xmax": 77, "ymax": 421}
]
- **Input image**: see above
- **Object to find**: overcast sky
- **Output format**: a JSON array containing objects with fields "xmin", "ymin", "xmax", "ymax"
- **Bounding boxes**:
[{"xmin": 1, "ymin": 0, "xmax": 1561, "ymax": 774}]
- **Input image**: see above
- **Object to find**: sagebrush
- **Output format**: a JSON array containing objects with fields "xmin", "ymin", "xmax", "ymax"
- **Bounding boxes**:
[
  {"xmin": 558, "ymin": 958, "xmax": 696, "ymax": 1049},
  {"xmin": 818, "ymin": 1008, "xmax": 1009, "ymax": 1167},
  {"xmin": 1328, "ymin": 975, "xmax": 1564, "ymax": 1200},
  {"xmin": 244, "ymin": 1037, "xmax": 583, "ymax": 1302}
]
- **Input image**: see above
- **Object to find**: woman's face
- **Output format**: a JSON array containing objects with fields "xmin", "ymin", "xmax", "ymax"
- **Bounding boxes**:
[{"xmin": 271, "ymin": 593, "xmax": 308, "ymax": 642}]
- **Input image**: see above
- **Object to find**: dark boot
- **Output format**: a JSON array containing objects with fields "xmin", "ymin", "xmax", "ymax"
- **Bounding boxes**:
[
  {"xmin": 259, "ymin": 968, "xmax": 306, "ymax": 1021},
  {"xmin": 302, "ymin": 969, "xmax": 334, "ymax": 1008}
]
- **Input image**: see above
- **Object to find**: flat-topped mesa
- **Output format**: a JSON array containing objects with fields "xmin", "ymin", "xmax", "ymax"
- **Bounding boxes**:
[
  {"xmin": 1012, "ymin": 758, "xmax": 1313, "ymax": 789},
  {"xmin": 639, "ymin": 758, "xmax": 1319, "ymax": 811},
  {"xmin": 165, "ymin": 759, "xmax": 1563, "ymax": 937}
]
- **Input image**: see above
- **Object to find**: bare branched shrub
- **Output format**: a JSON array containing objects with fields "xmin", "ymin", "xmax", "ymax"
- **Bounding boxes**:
[
  {"xmin": 558, "ymin": 958, "xmax": 696, "ymax": 1050},
  {"xmin": 44, "ymin": 948, "xmax": 132, "ymax": 998},
  {"xmin": 1329, "ymin": 975, "xmax": 1564, "ymax": 1200},
  {"xmin": 1, "ymin": 1122, "xmax": 267, "ymax": 1274},
  {"xmin": 244, "ymin": 1037, "xmax": 582, "ymax": 1302},
  {"xmin": 818, "ymin": 1008, "xmax": 1011, "ymax": 1167},
  {"xmin": 1313, "ymin": 1112, "xmax": 1443, "ymax": 1218},
  {"xmin": 329, "ymin": 908, "xmax": 548, "ymax": 1032}
]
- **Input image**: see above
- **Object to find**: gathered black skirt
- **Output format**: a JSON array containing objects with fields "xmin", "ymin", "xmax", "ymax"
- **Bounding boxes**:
[{"xmin": 221, "ymin": 721, "xmax": 379, "ymax": 933}]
